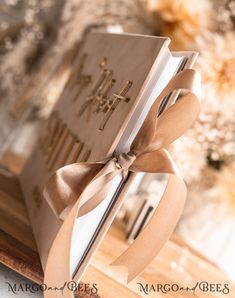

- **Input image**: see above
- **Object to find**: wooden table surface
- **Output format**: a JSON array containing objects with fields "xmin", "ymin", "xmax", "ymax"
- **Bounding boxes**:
[{"xmin": 81, "ymin": 223, "xmax": 235, "ymax": 298}]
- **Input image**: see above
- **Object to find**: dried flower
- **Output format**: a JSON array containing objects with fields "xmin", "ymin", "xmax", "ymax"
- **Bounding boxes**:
[
  {"xmin": 146, "ymin": 0, "xmax": 213, "ymax": 49},
  {"xmin": 197, "ymin": 33, "xmax": 235, "ymax": 98},
  {"xmin": 176, "ymin": 169, "xmax": 233, "ymax": 253},
  {"xmin": 170, "ymin": 32, "xmax": 235, "ymax": 180},
  {"xmin": 213, "ymin": 163, "xmax": 235, "ymax": 213},
  {"xmin": 171, "ymin": 134, "xmax": 206, "ymax": 183},
  {"xmin": 213, "ymin": 0, "xmax": 235, "ymax": 33}
]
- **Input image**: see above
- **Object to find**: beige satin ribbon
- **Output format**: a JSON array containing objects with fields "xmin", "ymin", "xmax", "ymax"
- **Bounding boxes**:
[{"xmin": 43, "ymin": 69, "xmax": 201, "ymax": 298}]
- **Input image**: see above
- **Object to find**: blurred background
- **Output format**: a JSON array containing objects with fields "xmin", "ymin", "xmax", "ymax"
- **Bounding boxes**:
[{"xmin": 0, "ymin": 0, "xmax": 235, "ymax": 295}]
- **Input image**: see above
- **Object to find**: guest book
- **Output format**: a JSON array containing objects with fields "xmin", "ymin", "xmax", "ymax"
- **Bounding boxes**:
[{"xmin": 1, "ymin": 31, "xmax": 200, "ymax": 293}]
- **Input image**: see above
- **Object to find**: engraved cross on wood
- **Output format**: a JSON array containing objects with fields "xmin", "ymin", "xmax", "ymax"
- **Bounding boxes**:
[{"xmin": 77, "ymin": 57, "xmax": 132, "ymax": 129}]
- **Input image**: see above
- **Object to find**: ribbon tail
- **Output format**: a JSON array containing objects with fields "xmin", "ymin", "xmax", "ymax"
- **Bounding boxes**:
[
  {"xmin": 44, "ymin": 197, "xmax": 80, "ymax": 298},
  {"xmin": 43, "ymin": 159, "xmax": 121, "ymax": 298},
  {"xmin": 111, "ymin": 173, "xmax": 187, "ymax": 283}
]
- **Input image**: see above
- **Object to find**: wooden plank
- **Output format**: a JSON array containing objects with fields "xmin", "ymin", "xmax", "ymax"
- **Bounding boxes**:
[
  {"xmin": 82, "ymin": 265, "xmax": 137, "ymax": 298},
  {"xmin": 0, "ymin": 171, "xmax": 43, "ymax": 283},
  {"xmin": 87, "ymin": 224, "xmax": 235, "ymax": 298},
  {"xmin": 0, "ymin": 173, "xmax": 38, "ymax": 251},
  {"xmin": 0, "ymin": 228, "xmax": 43, "ymax": 284},
  {"xmin": 0, "ymin": 151, "xmax": 26, "ymax": 176}
]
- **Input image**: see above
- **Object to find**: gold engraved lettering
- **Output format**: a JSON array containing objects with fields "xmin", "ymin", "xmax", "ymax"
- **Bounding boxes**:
[
  {"xmin": 77, "ymin": 57, "xmax": 132, "ymax": 129},
  {"xmin": 64, "ymin": 53, "xmax": 92, "ymax": 102},
  {"xmin": 46, "ymin": 120, "xmax": 64, "ymax": 160},
  {"xmin": 93, "ymin": 74, "xmax": 116, "ymax": 114},
  {"xmin": 66, "ymin": 54, "xmax": 89, "ymax": 88},
  {"xmin": 78, "ymin": 57, "xmax": 116, "ymax": 120},
  {"xmin": 47, "ymin": 126, "xmax": 69, "ymax": 170},
  {"xmin": 58, "ymin": 133, "xmax": 76, "ymax": 167},
  {"xmin": 72, "ymin": 75, "xmax": 91, "ymax": 102},
  {"xmin": 69, "ymin": 141, "xmax": 84, "ymax": 163},
  {"xmin": 41, "ymin": 113, "xmax": 58, "ymax": 153},
  {"xmin": 80, "ymin": 149, "xmax": 91, "ymax": 162},
  {"xmin": 99, "ymin": 80, "xmax": 132, "ymax": 130},
  {"xmin": 46, "ymin": 123, "xmax": 66, "ymax": 168}
]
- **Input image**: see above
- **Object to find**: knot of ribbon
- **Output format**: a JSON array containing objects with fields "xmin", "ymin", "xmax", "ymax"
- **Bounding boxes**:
[
  {"xmin": 43, "ymin": 69, "xmax": 201, "ymax": 298},
  {"xmin": 116, "ymin": 151, "xmax": 136, "ymax": 171}
]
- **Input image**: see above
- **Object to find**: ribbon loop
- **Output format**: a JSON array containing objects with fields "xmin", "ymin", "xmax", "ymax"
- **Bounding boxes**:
[{"xmin": 131, "ymin": 69, "xmax": 201, "ymax": 153}]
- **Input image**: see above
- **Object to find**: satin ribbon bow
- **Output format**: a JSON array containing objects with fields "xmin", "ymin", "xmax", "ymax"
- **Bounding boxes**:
[{"xmin": 43, "ymin": 69, "xmax": 201, "ymax": 298}]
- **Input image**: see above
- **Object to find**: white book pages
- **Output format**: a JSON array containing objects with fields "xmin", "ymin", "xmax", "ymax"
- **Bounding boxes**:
[{"xmin": 70, "ymin": 174, "xmax": 123, "ymax": 275}]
